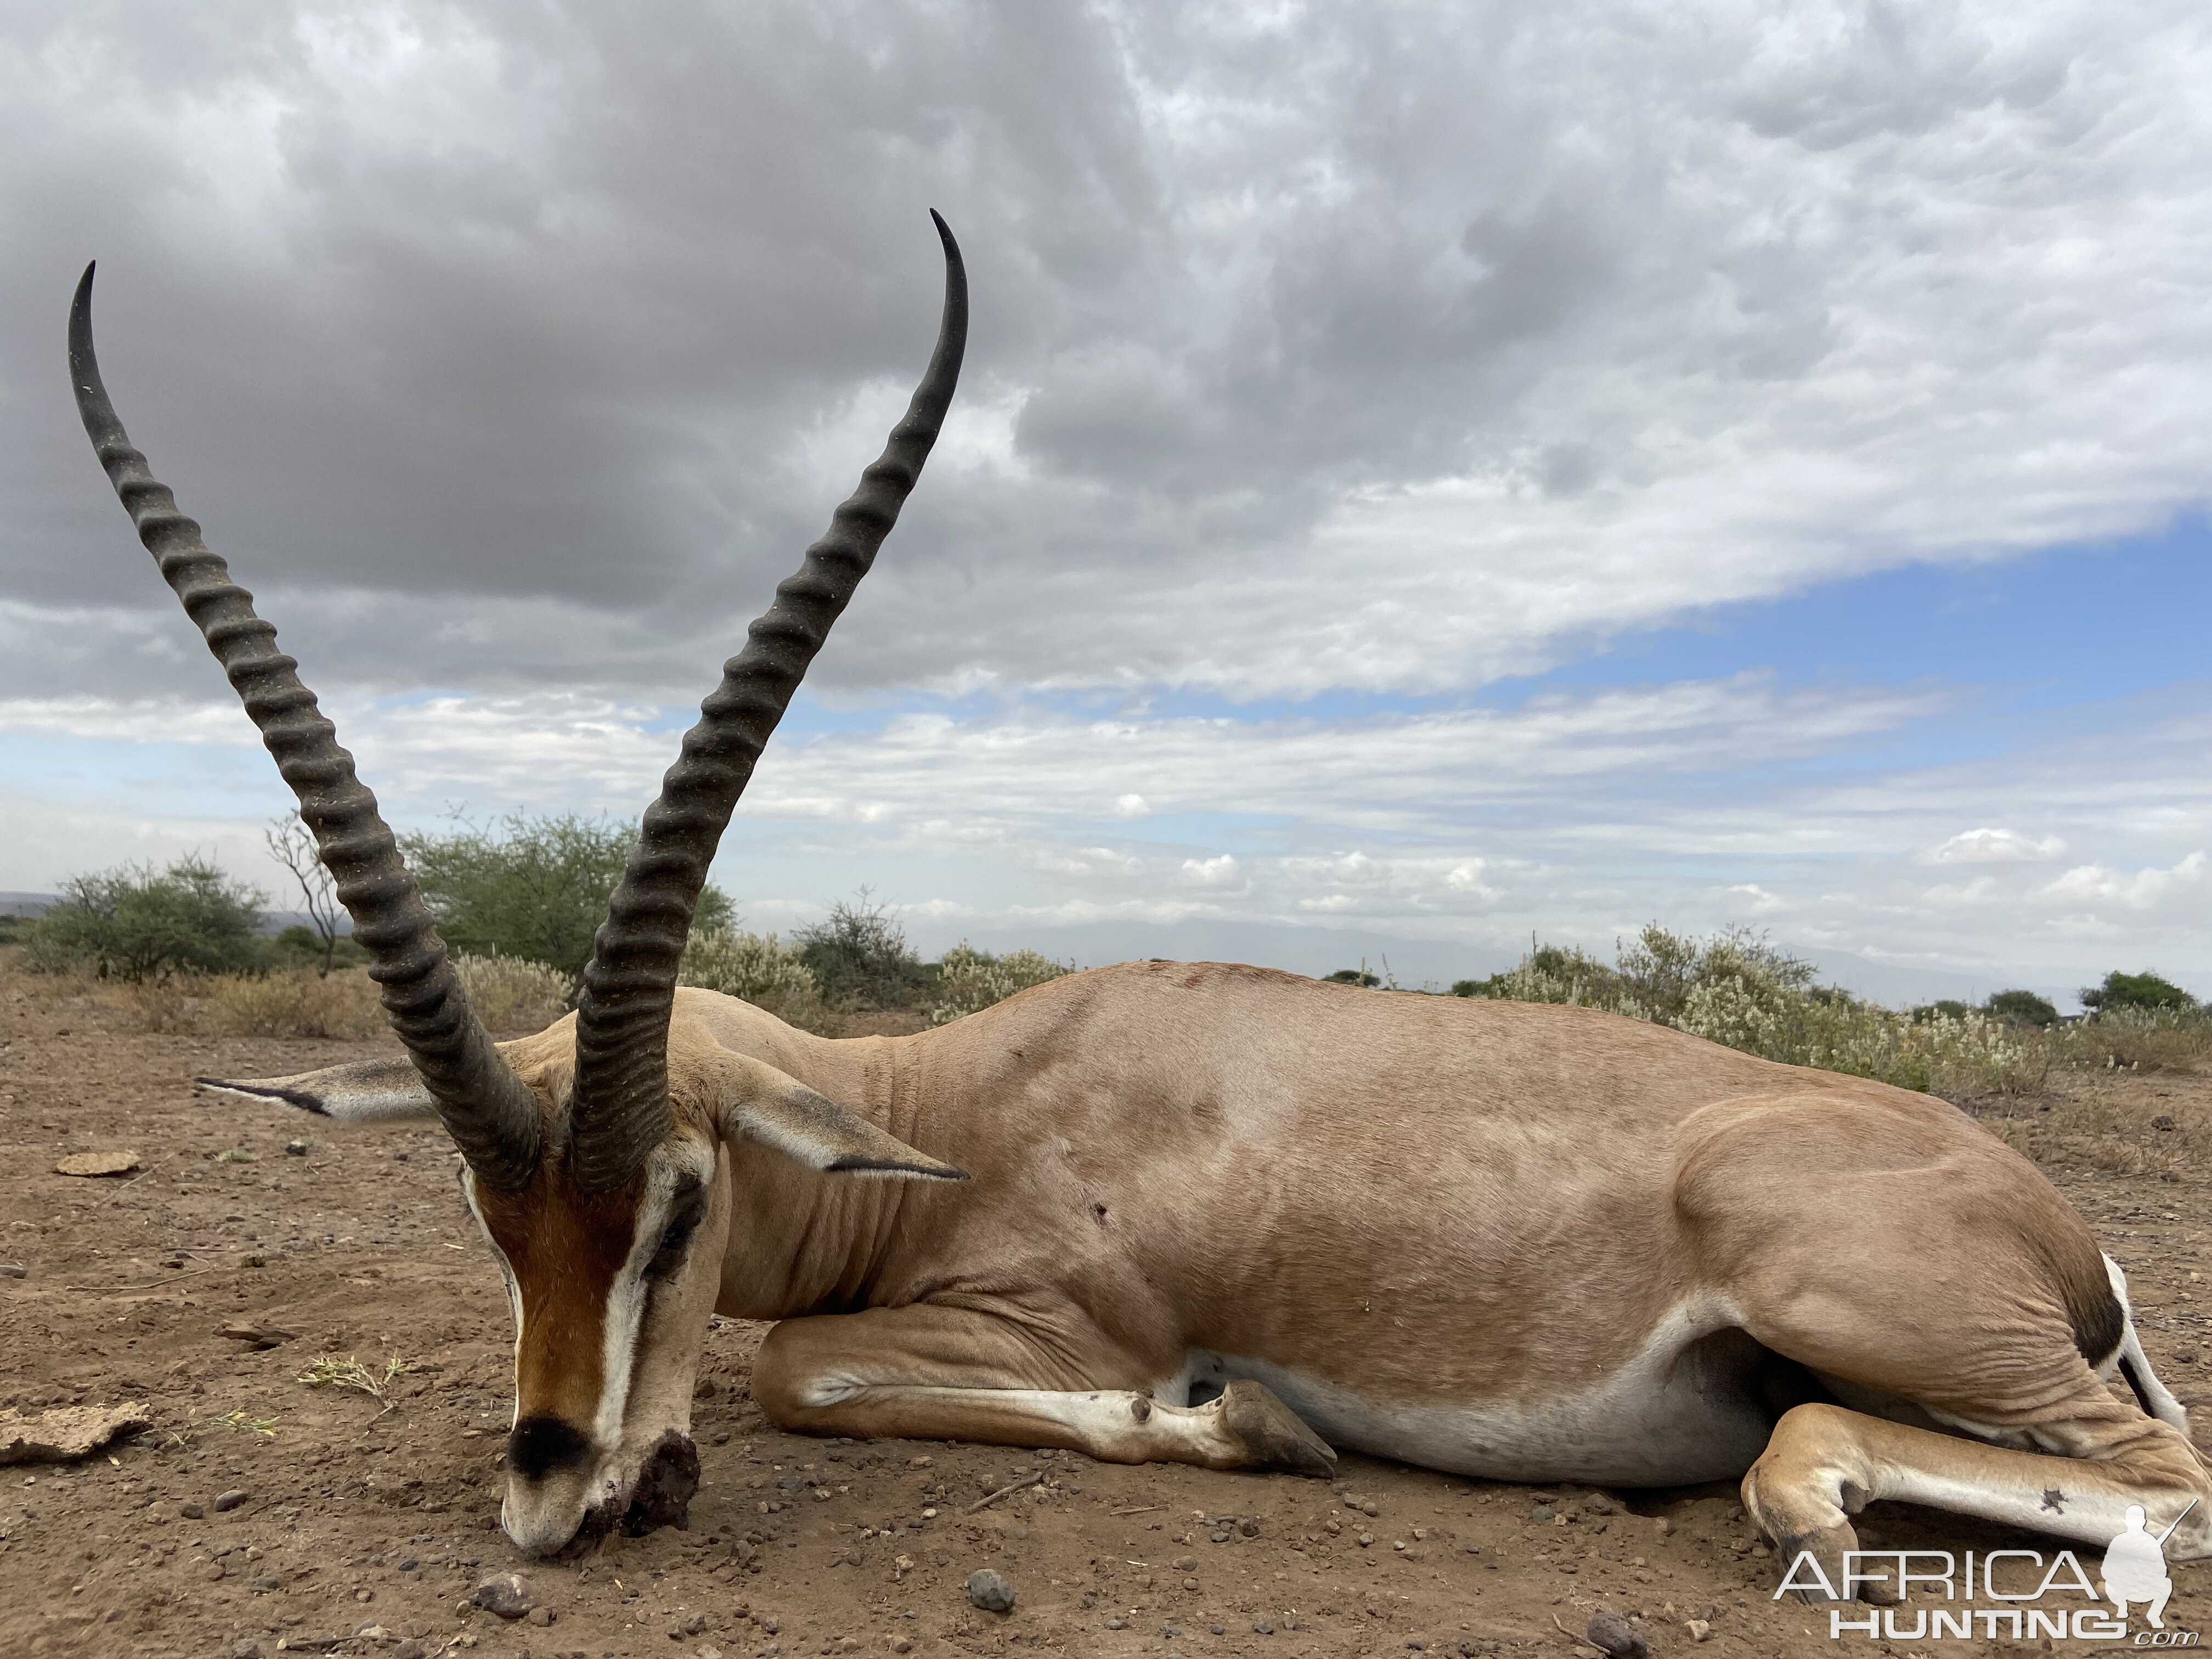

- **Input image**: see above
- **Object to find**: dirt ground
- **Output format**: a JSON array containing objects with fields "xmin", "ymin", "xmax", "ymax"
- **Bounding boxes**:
[{"xmin": 3, "ymin": 982, "xmax": 2207, "ymax": 1659}]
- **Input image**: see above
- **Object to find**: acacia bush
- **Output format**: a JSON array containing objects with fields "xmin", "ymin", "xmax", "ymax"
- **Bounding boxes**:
[
  {"xmin": 2081, "ymin": 969, "xmax": 2199, "ymax": 1014},
  {"xmin": 399, "ymin": 813, "xmax": 732, "ymax": 980},
  {"xmin": 27, "ymin": 856, "xmax": 269, "ymax": 980},
  {"xmin": 794, "ymin": 891, "xmax": 928, "ymax": 1008},
  {"xmin": 1986, "ymin": 989, "xmax": 2061, "ymax": 1028}
]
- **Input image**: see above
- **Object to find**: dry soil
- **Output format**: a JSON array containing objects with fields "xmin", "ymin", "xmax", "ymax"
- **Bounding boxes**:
[{"xmin": 2, "ymin": 985, "xmax": 2207, "ymax": 1659}]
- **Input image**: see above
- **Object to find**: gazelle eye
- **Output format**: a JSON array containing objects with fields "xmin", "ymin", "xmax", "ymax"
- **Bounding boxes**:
[{"xmin": 648, "ymin": 1194, "xmax": 705, "ymax": 1276}]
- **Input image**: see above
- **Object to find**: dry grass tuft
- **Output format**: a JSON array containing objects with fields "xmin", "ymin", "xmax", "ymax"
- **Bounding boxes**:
[
  {"xmin": 450, "ymin": 952, "xmax": 574, "ymax": 1034},
  {"xmin": 2060, "ymin": 1008, "xmax": 2212, "ymax": 1076},
  {"xmin": 296, "ymin": 1352, "xmax": 411, "ymax": 1408},
  {"xmin": 1979, "ymin": 1086, "xmax": 2203, "ymax": 1181}
]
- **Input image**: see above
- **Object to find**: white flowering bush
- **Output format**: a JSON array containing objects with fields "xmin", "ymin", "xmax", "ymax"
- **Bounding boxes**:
[
  {"xmin": 1462, "ymin": 925, "xmax": 2050, "ymax": 1103},
  {"xmin": 676, "ymin": 928, "xmax": 842, "ymax": 1034},
  {"xmin": 679, "ymin": 928, "xmax": 819, "ymax": 1001},
  {"xmin": 453, "ymin": 952, "xmax": 577, "ymax": 1034},
  {"xmin": 930, "ymin": 944, "xmax": 1073, "ymax": 1026}
]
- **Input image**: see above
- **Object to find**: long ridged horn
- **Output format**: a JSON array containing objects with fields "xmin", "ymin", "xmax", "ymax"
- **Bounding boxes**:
[
  {"xmin": 568, "ymin": 212, "xmax": 968, "ymax": 1191},
  {"xmin": 69, "ymin": 263, "xmax": 544, "ymax": 1190}
]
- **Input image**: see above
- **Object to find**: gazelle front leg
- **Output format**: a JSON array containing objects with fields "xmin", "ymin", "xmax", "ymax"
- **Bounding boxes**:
[{"xmin": 750, "ymin": 1305, "xmax": 1335, "ymax": 1476}]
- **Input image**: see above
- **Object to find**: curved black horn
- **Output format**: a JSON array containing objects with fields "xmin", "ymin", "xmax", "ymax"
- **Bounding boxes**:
[
  {"xmin": 568, "ymin": 212, "xmax": 968, "ymax": 1191},
  {"xmin": 69, "ymin": 263, "xmax": 544, "ymax": 1190}
]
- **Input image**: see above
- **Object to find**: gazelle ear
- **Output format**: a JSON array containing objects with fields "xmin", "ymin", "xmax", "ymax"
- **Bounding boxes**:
[
  {"xmin": 196, "ymin": 1057, "xmax": 439, "ymax": 1124},
  {"xmin": 710, "ymin": 1051, "xmax": 967, "ymax": 1181}
]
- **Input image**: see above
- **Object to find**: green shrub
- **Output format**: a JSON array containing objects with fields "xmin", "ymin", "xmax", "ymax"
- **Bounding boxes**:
[
  {"xmin": 794, "ymin": 890, "xmax": 928, "ymax": 1008},
  {"xmin": 1911, "ymin": 1000, "xmax": 1976, "ymax": 1023},
  {"xmin": 26, "ymin": 856, "xmax": 269, "ymax": 980},
  {"xmin": 930, "ymin": 944, "xmax": 1073, "ymax": 1025},
  {"xmin": 1986, "ymin": 989, "xmax": 2060, "ymax": 1028},
  {"xmin": 272, "ymin": 924, "xmax": 368, "ymax": 970},
  {"xmin": 2080, "ymin": 969, "xmax": 2199, "ymax": 1014},
  {"xmin": 1325, "ymin": 968, "xmax": 1381, "ymax": 988},
  {"xmin": 398, "ymin": 812, "xmax": 732, "ymax": 980}
]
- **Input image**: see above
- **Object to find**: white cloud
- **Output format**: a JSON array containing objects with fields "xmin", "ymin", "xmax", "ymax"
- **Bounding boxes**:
[
  {"xmin": 1923, "ymin": 827, "xmax": 2069, "ymax": 864},
  {"xmin": 1180, "ymin": 854, "xmax": 1246, "ymax": 892},
  {"xmin": 2039, "ymin": 852, "xmax": 2209, "ymax": 913}
]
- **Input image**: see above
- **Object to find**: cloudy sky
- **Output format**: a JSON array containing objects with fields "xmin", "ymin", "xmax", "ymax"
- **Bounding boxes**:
[{"xmin": 3, "ymin": 0, "xmax": 2208, "ymax": 1003}]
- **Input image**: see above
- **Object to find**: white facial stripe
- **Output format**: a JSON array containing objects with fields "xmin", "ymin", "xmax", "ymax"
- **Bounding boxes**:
[
  {"xmin": 460, "ymin": 1170, "xmax": 527, "ymax": 1428},
  {"xmin": 594, "ymin": 1146, "xmax": 716, "ymax": 1450}
]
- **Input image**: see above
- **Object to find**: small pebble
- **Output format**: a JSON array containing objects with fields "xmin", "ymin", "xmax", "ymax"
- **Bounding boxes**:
[
  {"xmin": 1253, "ymin": 1621, "xmax": 1274, "ymax": 1634},
  {"xmin": 284, "ymin": 1141, "xmax": 309, "ymax": 1156},
  {"xmin": 179, "ymin": 1502, "xmax": 205, "ymax": 1520},
  {"xmin": 471, "ymin": 1572, "xmax": 535, "ymax": 1619},
  {"xmin": 526, "ymin": 1605, "xmax": 555, "ymax": 1626},
  {"xmin": 213, "ymin": 1489, "xmax": 249, "ymax": 1512},
  {"xmin": 1685, "ymin": 1618, "xmax": 1712, "ymax": 1643},
  {"xmin": 967, "ymin": 1568, "xmax": 1015, "ymax": 1613},
  {"xmin": 0, "ymin": 1264, "xmax": 25, "ymax": 1279}
]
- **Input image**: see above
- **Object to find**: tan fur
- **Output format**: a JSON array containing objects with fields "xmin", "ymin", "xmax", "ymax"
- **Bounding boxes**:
[{"xmin": 229, "ymin": 964, "xmax": 2211, "ymax": 1582}]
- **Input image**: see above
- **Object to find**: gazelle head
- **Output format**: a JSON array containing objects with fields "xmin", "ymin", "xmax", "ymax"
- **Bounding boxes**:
[{"xmin": 69, "ymin": 217, "xmax": 969, "ymax": 1554}]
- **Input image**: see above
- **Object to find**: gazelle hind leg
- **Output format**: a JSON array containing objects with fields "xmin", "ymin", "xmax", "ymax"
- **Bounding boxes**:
[{"xmin": 1743, "ymin": 1395, "xmax": 2211, "ymax": 1604}]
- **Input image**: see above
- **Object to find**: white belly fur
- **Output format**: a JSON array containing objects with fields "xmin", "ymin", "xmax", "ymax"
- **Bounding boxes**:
[{"xmin": 1176, "ymin": 1297, "xmax": 1775, "ymax": 1487}]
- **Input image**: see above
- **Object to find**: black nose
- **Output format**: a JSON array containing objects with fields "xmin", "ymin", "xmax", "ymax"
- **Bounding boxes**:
[{"xmin": 506, "ymin": 1415, "xmax": 591, "ymax": 1481}]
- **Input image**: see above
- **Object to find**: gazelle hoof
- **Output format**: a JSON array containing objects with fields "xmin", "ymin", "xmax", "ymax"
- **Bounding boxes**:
[{"xmin": 1221, "ymin": 1379, "xmax": 1336, "ymax": 1477}]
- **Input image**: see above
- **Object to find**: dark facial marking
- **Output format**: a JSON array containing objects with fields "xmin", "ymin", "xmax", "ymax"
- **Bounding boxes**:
[
  {"xmin": 507, "ymin": 1415, "xmax": 593, "ymax": 1482},
  {"xmin": 647, "ymin": 1184, "xmax": 708, "ymax": 1279}
]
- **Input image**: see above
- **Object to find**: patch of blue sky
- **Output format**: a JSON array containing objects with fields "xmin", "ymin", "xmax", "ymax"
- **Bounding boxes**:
[
  {"xmin": 1487, "ymin": 519, "xmax": 2212, "ymax": 712},
  {"xmin": 0, "ymin": 731, "xmax": 276, "ymax": 815}
]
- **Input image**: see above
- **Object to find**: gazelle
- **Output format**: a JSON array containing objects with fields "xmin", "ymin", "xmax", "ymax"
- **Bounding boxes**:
[{"xmin": 72, "ymin": 219, "xmax": 2208, "ymax": 1596}]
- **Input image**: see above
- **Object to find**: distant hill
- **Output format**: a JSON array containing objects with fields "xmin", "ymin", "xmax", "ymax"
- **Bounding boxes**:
[{"xmin": 0, "ymin": 891, "xmax": 346, "ymax": 937}]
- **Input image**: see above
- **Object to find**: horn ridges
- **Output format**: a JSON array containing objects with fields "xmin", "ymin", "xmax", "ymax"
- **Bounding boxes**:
[
  {"xmin": 568, "ymin": 212, "xmax": 968, "ymax": 1192},
  {"xmin": 68, "ymin": 263, "xmax": 543, "ymax": 1190}
]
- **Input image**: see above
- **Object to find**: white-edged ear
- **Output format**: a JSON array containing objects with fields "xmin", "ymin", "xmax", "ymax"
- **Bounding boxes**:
[
  {"xmin": 196, "ymin": 1057, "xmax": 439, "ymax": 1125},
  {"xmin": 711, "ymin": 1051, "xmax": 967, "ymax": 1181}
]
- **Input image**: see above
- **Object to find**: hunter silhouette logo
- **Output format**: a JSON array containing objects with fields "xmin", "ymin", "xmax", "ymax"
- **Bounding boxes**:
[
  {"xmin": 1784, "ymin": 1498, "xmax": 2200, "ymax": 1643},
  {"xmin": 2104, "ymin": 1501, "xmax": 2193, "ymax": 1630}
]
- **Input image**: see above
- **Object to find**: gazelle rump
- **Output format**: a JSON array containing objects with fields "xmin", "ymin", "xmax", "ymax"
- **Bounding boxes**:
[{"xmin": 76, "ymin": 229, "xmax": 2209, "ymax": 1593}]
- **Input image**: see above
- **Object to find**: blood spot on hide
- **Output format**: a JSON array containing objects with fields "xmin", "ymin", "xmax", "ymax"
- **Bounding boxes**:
[{"xmin": 1182, "ymin": 973, "xmax": 1204, "ymax": 988}]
